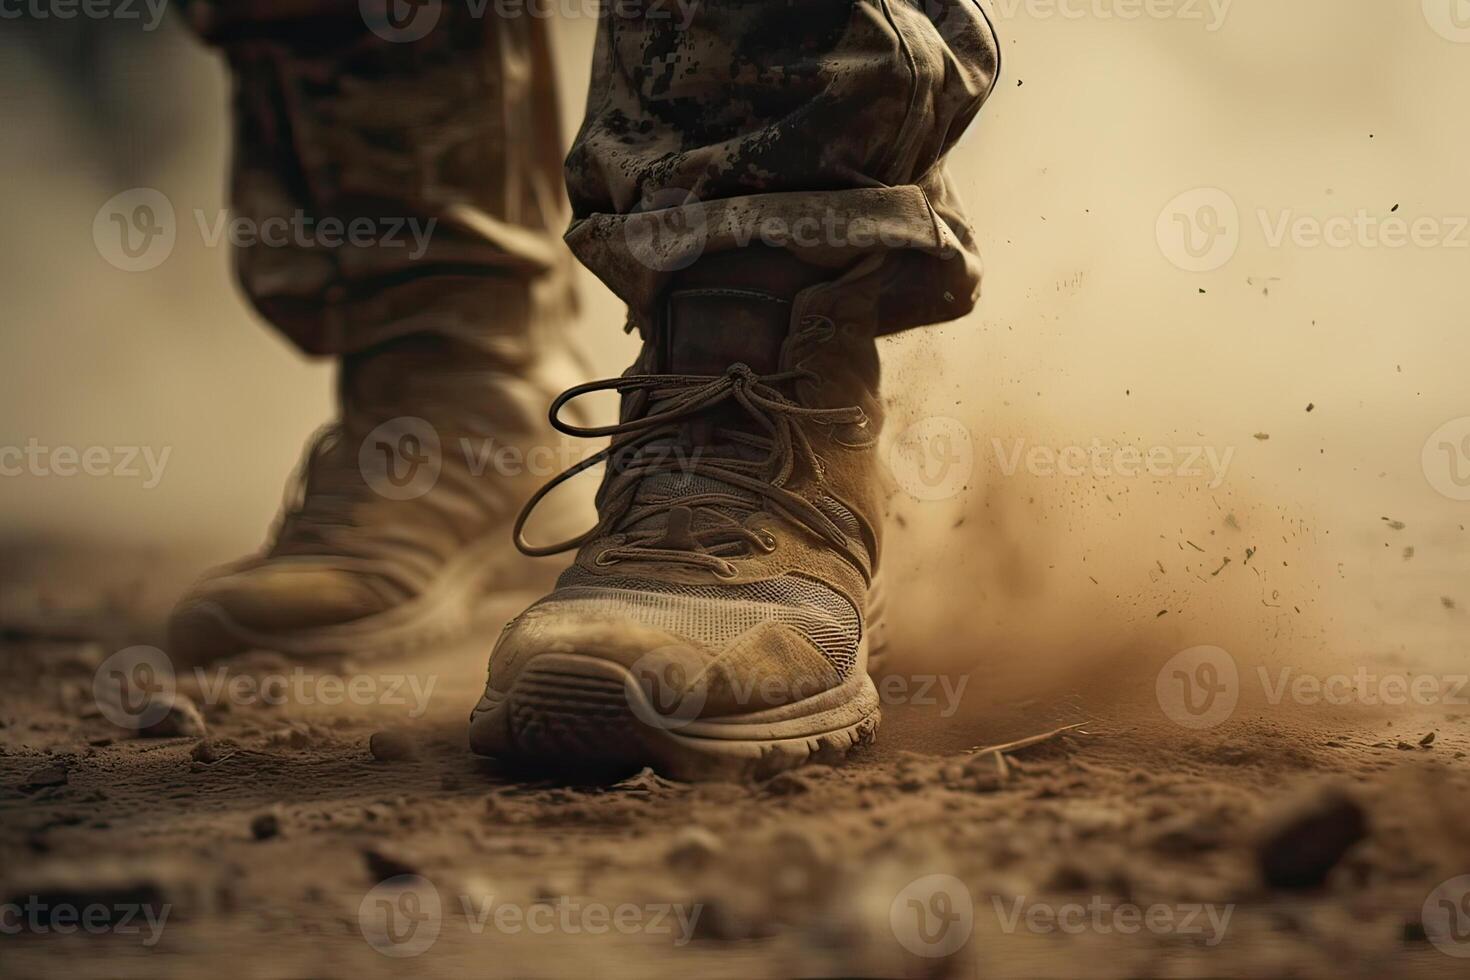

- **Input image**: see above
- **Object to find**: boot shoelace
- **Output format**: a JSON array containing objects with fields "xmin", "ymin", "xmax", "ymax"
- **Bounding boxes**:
[{"xmin": 513, "ymin": 362, "xmax": 868, "ymax": 577}]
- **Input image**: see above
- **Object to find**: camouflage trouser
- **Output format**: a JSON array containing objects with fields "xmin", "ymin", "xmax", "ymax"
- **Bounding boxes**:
[{"xmin": 184, "ymin": 0, "xmax": 999, "ymax": 356}]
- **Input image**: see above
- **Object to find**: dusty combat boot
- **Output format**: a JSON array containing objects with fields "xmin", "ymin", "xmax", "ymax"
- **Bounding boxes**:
[
  {"xmin": 469, "ymin": 254, "xmax": 889, "ymax": 779},
  {"xmin": 167, "ymin": 334, "xmax": 588, "ymax": 666}
]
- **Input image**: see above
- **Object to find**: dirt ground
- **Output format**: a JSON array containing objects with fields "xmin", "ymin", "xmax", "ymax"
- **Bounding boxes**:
[{"xmin": 4, "ymin": 552, "xmax": 1470, "ymax": 978}]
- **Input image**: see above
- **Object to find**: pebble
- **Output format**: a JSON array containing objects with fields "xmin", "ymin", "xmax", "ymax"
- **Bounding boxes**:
[
  {"xmin": 664, "ymin": 826, "xmax": 724, "ymax": 876},
  {"xmin": 140, "ymin": 694, "xmax": 208, "ymax": 738},
  {"xmin": 369, "ymin": 730, "xmax": 419, "ymax": 762},
  {"xmin": 1257, "ymin": 786, "xmax": 1367, "ymax": 889},
  {"xmin": 250, "ymin": 812, "xmax": 281, "ymax": 841},
  {"xmin": 21, "ymin": 762, "xmax": 69, "ymax": 792}
]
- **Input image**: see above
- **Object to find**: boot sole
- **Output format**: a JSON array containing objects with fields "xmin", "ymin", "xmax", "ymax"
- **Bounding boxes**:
[
  {"xmin": 468, "ymin": 643, "xmax": 880, "ymax": 781},
  {"xmin": 169, "ymin": 531, "xmax": 558, "ymax": 664}
]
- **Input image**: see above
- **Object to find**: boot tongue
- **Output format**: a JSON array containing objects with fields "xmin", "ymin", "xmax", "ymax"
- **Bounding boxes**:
[{"xmin": 662, "ymin": 288, "xmax": 791, "ymax": 375}]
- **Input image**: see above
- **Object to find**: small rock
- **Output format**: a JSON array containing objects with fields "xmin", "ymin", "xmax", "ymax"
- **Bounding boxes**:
[
  {"xmin": 1043, "ymin": 861, "xmax": 1091, "ymax": 892},
  {"xmin": 190, "ymin": 739, "xmax": 226, "ymax": 764},
  {"xmin": 363, "ymin": 846, "xmax": 420, "ymax": 882},
  {"xmin": 761, "ymin": 769, "xmax": 816, "ymax": 796},
  {"xmin": 21, "ymin": 763, "xmax": 69, "ymax": 793},
  {"xmin": 766, "ymin": 828, "xmax": 829, "ymax": 901},
  {"xmin": 267, "ymin": 727, "xmax": 313, "ymax": 750},
  {"xmin": 140, "ymin": 693, "xmax": 208, "ymax": 738},
  {"xmin": 250, "ymin": 812, "xmax": 281, "ymax": 841},
  {"xmin": 368, "ymin": 730, "xmax": 419, "ymax": 762},
  {"xmin": 1419, "ymin": 732, "xmax": 1436, "ymax": 748},
  {"xmin": 1257, "ymin": 786, "xmax": 1367, "ymax": 889},
  {"xmin": 665, "ymin": 827, "xmax": 724, "ymax": 876},
  {"xmin": 610, "ymin": 767, "xmax": 682, "ymax": 795}
]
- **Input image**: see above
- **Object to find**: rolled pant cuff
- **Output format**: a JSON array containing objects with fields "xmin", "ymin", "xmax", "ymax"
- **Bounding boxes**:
[{"xmin": 564, "ymin": 184, "xmax": 983, "ymax": 336}]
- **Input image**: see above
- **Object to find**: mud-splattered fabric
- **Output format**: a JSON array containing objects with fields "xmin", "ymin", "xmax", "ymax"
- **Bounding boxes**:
[
  {"xmin": 565, "ymin": 0, "xmax": 1000, "ymax": 335},
  {"xmin": 186, "ymin": 0, "xmax": 998, "ymax": 351}
]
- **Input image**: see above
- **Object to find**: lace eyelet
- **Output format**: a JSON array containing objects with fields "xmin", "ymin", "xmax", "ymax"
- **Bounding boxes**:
[
  {"xmin": 754, "ymin": 529, "xmax": 778, "ymax": 553},
  {"xmin": 714, "ymin": 562, "xmax": 739, "ymax": 579},
  {"xmin": 594, "ymin": 552, "xmax": 618, "ymax": 567}
]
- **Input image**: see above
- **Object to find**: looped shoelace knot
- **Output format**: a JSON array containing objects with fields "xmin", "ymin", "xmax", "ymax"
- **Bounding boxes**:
[{"xmin": 513, "ymin": 361, "xmax": 868, "ymax": 576}]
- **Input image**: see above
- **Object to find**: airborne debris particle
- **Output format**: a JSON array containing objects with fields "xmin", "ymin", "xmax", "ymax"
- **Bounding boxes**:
[{"xmin": 1253, "ymin": 433, "xmax": 1270, "ymax": 441}]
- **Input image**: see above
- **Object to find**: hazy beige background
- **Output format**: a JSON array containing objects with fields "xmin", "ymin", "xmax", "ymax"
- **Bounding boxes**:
[{"xmin": 2, "ymin": 1, "xmax": 1466, "ymax": 669}]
